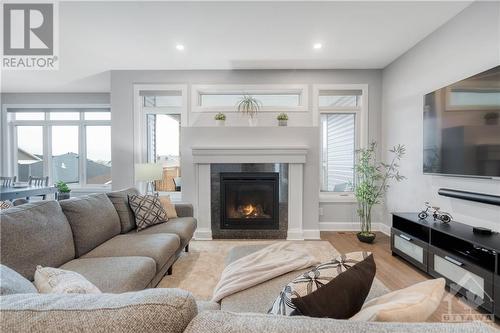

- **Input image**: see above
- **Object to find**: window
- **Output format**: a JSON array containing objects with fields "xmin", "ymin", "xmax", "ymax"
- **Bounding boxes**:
[
  {"xmin": 137, "ymin": 87, "xmax": 185, "ymax": 199},
  {"xmin": 320, "ymin": 114, "xmax": 355, "ymax": 192},
  {"xmin": 191, "ymin": 85, "xmax": 308, "ymax": 112},
  {"xmin": 316, "ymin": 86, "xmax": 366, "ymax": 198},
  {"xmin": 86, "ymin": 126, "xmax": 111, "ymax": 185},
  {"xmin": 7, "ymin": 107, "xmax": 111, "ymax": 187},
  {"xmin": 16, "ymin": 126, "xmax": 44, "ymax": 182},
  {"xmin": 200, "ymin": 93, "xmax": 300, "ymax": 108}
]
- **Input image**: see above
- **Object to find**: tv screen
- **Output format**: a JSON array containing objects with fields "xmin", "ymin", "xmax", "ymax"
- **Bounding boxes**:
[{"xmin": 423, "ymin": 66, "xmax": 500, "ymax": 178}]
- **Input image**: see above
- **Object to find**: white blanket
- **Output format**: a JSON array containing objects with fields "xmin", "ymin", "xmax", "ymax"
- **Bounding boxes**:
[{"xmin": 211, "ymin": 242, "xmax": 320, "ymax": 302}]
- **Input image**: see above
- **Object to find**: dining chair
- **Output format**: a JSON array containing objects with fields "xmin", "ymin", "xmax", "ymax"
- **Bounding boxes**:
[
  {"xmin": 27, "ymin": 176, "xmax": 50, "ymax": 200},
  {"xmin": 0, "ymin": 176, "xmax": 16, "ymax": 187}
]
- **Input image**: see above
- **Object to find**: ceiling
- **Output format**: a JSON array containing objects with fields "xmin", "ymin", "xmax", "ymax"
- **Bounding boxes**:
[{"xmin": 1, "ymin": 1, "xmax": 472, "ymax": 93}]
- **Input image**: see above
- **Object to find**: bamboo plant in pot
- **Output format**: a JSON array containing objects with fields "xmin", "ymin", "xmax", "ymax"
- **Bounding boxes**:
[
  {"xmin": 354, "ymin": 142, "xmax": 406, "ymax": 243},
  {"xmin": 236, "ymin": 95, "xmax": 262, "ymax": 126}
]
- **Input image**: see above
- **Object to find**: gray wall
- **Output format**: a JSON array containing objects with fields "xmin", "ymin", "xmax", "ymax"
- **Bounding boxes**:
[
  {"xmin": 110, "ymin": 69, "xmax": 383, "ymax": 230},
  {"xmin": 381, "ymin": 2, "xmax": 500, "ymax": 231}
]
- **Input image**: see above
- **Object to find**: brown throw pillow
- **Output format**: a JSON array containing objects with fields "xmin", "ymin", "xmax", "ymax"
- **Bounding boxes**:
[
  {"xmin": 158, "ymin": 195, "xmax": 178, "ymax": 219},
  {"xmin": 128, "ymin": 194, "xmax": 168, "ymax": 231},
  {"xmin": 291, "ymin": 252, "xmax": 376, "ymax": 319}
]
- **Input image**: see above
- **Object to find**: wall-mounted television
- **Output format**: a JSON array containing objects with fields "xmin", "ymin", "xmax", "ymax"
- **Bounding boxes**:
[{"xmin": 423, "ymin": 66, "xmax": 500, "ymax": 178}]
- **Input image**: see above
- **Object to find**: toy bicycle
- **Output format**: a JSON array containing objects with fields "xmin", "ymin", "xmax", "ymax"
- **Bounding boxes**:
[{"xmin": 418, "ymin": 202, "xmax": 452, "ymax": 223}]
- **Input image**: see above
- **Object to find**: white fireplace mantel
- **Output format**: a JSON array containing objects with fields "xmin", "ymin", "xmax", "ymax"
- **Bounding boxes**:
[{"xmin": 192, "ymin": 145, "xmax": 308, "ymax": 241}]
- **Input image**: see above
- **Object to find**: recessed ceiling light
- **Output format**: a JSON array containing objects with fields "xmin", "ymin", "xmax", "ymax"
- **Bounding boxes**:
[
  {"xmin": 313, "ymin": 43, "xmax": 322, "ymax": 50},
  {"xmin": 176, "ymin": 44, "xmax": 185, "ymax": 51}
]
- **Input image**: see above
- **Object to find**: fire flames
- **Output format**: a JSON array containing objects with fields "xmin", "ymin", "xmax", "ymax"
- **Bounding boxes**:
[{"xmin": 237, "ymin": 203, "xmax": 268, "ymax": 218}]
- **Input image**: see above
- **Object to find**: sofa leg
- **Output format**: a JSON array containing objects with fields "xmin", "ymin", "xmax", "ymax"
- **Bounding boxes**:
[
  {"xmin": 185, "ymin": 244, "xmax": 189, "ymax": 253},
  {"xmin": 167, "ymin": 266, "xmax": 173, "ymax": 275}
]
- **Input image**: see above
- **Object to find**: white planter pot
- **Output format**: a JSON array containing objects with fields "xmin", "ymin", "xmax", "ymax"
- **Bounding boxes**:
[
  {"xmin": 278, "ymin": 120, "xmax": 288, "ymax": 127},
  {"xmin": 216, "ymin": 120, "xmax": 225, "ymax": 126},
  {"xmin": 248, "ymin": 117, "xmax": 258, "ymax": 127}
]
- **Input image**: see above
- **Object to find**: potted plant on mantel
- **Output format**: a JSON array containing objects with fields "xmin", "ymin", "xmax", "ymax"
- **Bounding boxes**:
[
  {"xmin": 214, "ymin": 112, "xmax": 226, "ymax": 126},
  {"xmin": 55, "ymin": 181, "xmax": 71, "ymax": 200},
  {"xmin": 236, "ymin": 95, "xmax": 262, "ymax": 127},
  {"xmin": 277, "ymin": 113, "xmax": 288, "ymax": 126},
  {"xmin": 354, "ymin": 141, "xmax": 406, "ymax": 243}
]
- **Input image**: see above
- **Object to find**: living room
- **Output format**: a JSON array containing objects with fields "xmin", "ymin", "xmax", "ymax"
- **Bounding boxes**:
[{"xmin": 1, "ymin": 1, "xmax": 499, "ymax": 332}]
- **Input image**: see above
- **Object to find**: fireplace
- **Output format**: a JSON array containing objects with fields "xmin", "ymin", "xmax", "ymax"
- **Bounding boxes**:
[{"xmin": 220, "ymin": 172, "xmax": 279, "ymax": 230}]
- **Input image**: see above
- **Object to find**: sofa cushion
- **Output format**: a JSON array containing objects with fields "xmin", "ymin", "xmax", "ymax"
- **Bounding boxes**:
[
  {"xmin": 132, "ymin": 217, "xmax": 196, "ymax": 248},
  {"xmin": 0, "ymin": 265, "xmax": 38, "ymax": 295},
  {"xmin": 81, "ymin": 233, "xmax": 180, "ymax": 271},
  {"xmin": 183, "ymin": 311, "xmax": 494, "ymax": 333},
  {"xmin": 60, "ymin": 194, "xmax": 121, "ymax": 257},
  {"xmin": 1, "ymin": 288, "xmax": 197, "ymax": 333},
  {"xmin": 34, "ymin": 266, "xmax": 102, "ymax": 294},
  {"xmin": 0, "ymin": 201, "xmax": 75, "ymax": 281},
  {"xmin": 60, "ymin": 257, "xmax": 156, "ymax": 293},
  {"xmin": 106, "ymin": 187, "xmax": 140, "ymax": 233},
  {"xmin": 174, "ymin": 203, "xmax": 194, "ymax": 217}
]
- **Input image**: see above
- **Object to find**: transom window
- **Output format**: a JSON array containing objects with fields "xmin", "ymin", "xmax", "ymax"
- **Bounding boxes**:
[
  {"xmin": 191, "ymin": 85, "xmax": 308, "ymax": 112},
  {"xmin": 7, "ymin": 107, "xmax": 111, "ymax": 187}
]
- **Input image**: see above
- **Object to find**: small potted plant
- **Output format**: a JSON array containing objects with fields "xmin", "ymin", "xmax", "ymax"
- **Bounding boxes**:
[
  {"xmin": 215, "ymin": 112, "xmax": 226, "ymax": 126},
  {"xmin": 236, "ymin": 95, "xmax": 262, "ymax": 126},
  {"xmin": 55, "ymin": 181, "xmax": 71, "ymax": 200},
  {"xmin": 354, "ymin": 142, "xmax": 406, "ymax": 243},
  {"xmin": 277, "ymin": 113, "xmax": 288, "ymax": 126}
]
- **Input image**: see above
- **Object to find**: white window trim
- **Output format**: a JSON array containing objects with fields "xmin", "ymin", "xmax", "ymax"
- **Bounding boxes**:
[
  {"xmin": 313, "ymin": 84, "xmax": 368, "ymax": 203},
  {"xmin": 4, "ymin": 104, "xmax": 111, "ymax": 190},
  {"xmin": 191, "ymin": 84, "xmax": 309, "ymax": 113},
  {"xmin": 133, "ymin": 84, "xmax": 188, "ymax": 165}
]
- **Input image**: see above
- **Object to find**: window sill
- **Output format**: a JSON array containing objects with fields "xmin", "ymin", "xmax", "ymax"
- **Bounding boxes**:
[{"xmin": 319, "ymin": 192, "xmax": 357, "ymax": 203}]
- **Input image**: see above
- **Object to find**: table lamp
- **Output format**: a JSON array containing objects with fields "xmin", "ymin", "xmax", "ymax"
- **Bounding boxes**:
[{"xmin": 135, "ymin": 163, "xmax": 163, "ymax": 195}]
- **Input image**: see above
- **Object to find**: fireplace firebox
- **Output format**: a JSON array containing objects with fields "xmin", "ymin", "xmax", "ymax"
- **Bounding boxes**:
[{"xmin": 220, "ymin": 172, "xmax": 279, "ymax": 230}]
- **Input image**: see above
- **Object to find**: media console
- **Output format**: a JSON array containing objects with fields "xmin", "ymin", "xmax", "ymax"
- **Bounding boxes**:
[{"xmin": 391, "ymin": 213, "xmax": 500, "ymax": 318}]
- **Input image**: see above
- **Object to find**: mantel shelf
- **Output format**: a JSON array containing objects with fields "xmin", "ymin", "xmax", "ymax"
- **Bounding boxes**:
[{"xmin": 191, "ymin": 146, "xmax": 308, "ymax": 164}]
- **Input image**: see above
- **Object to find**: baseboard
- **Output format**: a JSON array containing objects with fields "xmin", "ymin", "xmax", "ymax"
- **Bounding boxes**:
[
  {"xmin": 194, "ymin": 229, "xmax": 213, "ymax": 240},
  {"xmin": 287, "ymin": 229, "xmax": 304, "ymax": 240},
  {"xmin": 319, "ymin": 222, "xmax": 391, "ymax": 236},
  {"xmin": 302, "ymin": 229, "xmax": 321, "ymax": 240}
]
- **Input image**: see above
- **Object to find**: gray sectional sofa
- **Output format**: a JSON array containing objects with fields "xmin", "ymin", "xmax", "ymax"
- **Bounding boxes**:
[
  {"xmin": 0, "ymin": 190, "xmax": 496, "ymax": 332},
  {"xmin": 0, "ymin": 188, "xmax": 196, "ymax": 292}
]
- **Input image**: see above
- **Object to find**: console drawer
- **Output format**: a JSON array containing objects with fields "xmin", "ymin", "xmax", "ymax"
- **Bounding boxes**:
[
  {"xmin": 429, "ymin": 245, "xmax": 494, "ymax": 312},
  {"xmin": 391, "ymin": 228, "xmax": 428, "ymax": 272}
]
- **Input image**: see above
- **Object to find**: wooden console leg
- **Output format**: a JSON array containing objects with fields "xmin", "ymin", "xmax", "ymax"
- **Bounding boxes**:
[
  {"xmin": 167, "ymin": 266, "xmax": 173, "ymax": 275},
  {"xmin": 185, "ymin": 244, "xmax": 189, "ymax": 253}
]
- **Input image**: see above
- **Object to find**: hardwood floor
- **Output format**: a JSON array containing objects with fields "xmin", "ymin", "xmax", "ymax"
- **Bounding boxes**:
[{"xmin": 321, "ymin": 231, "xmax": 499, "ymax": 327}]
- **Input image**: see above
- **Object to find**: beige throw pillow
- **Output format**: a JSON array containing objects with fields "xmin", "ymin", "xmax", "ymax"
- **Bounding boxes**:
[
  {"xmin": 158, "ymin": 195, "xmax": 178, "ymax": 218},
  {"xmin": 34, "ymin": 266, "xmax": 101, "ymax": 294},
  {"xmin": 350, "ymin": 278, "xmax": 445, "ymax": 322}
]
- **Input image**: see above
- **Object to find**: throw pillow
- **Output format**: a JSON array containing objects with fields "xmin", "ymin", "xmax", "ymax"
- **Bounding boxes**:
[
  {"xmin": 158, "ymin": 195, "xmax": 178, "ymax": 218},
  {"xmin": 350, "ymin": 278, "xmax": 446, "ymax": 322},
  {"xmin": 34, "ymin": 266, "xmax": 101, "ymax": 294},
  {"xmin": 128, "ymin": 194, "xmax": 168, "ymax": 231},
  {"xmin": 0, "ymin": 265, "xmax": 38, "ymax": 295},
  {"xmin": 268, "ymin": 251, "xmax": 375, "ymax": 318}
]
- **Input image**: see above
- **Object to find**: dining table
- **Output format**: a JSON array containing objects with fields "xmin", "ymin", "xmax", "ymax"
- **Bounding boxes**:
[{"xmin": 0, "ymin": 185, "xmax": 57, "ymax": 201}]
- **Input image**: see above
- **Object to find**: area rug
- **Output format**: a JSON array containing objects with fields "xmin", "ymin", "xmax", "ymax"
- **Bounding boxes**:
[{"xmin": 158, "ymin": 240, "xmax": 350, "ymax": 300}]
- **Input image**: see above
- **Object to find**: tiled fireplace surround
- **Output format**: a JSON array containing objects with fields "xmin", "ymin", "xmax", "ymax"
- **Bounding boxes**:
[{"xmin": 192, "ymin": 146, "xmax": 308, "ymax": 240}]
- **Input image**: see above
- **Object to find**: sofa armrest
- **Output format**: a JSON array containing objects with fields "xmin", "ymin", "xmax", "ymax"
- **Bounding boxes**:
[
  {"xmin": 1, "ymin": 288, "xmax": 197, "ymax": 333},
  {"xmin": 174, "ymin": 203, "xmax": 194, "ymax": 217}
]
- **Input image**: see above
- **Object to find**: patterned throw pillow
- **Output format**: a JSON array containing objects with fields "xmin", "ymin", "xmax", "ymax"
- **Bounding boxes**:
[
  {"xmin": 0, "ymin": 200, "xmax": 13, "ymax": 211},
  {"xmin": 268, "ymin": 251, "xmax": 374, "ymax": 316},
  {"xmin": 34, "ymin": 266, "xmax": 101, "ymax": 294},
  {"xmin": 128, "ymin": 194, "xmax": 168, "ymax": 231}
]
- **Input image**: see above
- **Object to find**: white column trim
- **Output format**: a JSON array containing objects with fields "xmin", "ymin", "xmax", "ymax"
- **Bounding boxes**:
[
  {"xmin": 194, "ymin": 163, "xmax": 213, "ymax": 240},
  {"xmin": 287, "ymin": 163, "xmax": 304, "ymax": 240}
]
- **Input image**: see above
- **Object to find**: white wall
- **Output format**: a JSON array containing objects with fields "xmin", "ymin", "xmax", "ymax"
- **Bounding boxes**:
[
  {"xmin": 110, "ymin": 69, "xmax": 383, "ymax": 231},
  {"xmin": 381, "ymin": 2, "xmax": 500, "ymax": 231}
]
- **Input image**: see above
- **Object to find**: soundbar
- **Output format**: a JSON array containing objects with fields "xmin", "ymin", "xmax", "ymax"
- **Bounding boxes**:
[{"xmin": 438, "ymin": 188, "xmax": 500, "ymax": 206}]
